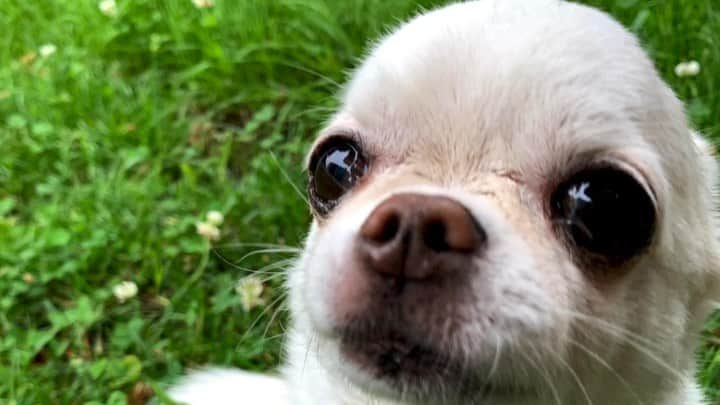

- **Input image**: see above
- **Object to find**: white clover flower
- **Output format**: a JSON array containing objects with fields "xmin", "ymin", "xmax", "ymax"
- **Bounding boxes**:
[
  {"xmin": 685, "ymin": 61, "xmax": 700, "ymax": 76},
  {"xmin": 192, "ymin": 0, "xmax": 214, "ymax": 8},
  {"xmin": 113, "ymin": 281, "xmax": 138, "ymax": 302},
  {"xmin": 235, "ymin": 276, "xmax": 266, "ymax": 311},
  {"xmin": 674, "ymin": 63, "xmax": 686, "ymax": 77},
  {"xmin": 99, "ymin": 0, "xmax": 118, "ymax": 17},
  {"xmin": 196, "ymin": 221, "xmax": 220, "ymax": 241},
  {"xmin": 38, "ymin": 44, "xmax": 57, "ymax": 58},
  {"xmin": 674, "ymin": 60, "xmax": 700, "ymax": 77},
  {"xmin": 206, "ymin": 210, "xmax": 224, "ymax": 226}
]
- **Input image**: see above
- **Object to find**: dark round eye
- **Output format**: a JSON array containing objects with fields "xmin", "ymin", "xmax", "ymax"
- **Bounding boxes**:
[
  {"xmin": 551, "ymin": 167, "xmax": 656, "ymax": 265},
  {"xmin": 309, "ymin": 138, "xmax": 369, "ymax": 215}
]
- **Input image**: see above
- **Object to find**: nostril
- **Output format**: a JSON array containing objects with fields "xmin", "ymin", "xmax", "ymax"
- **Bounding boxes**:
[
  {"xmin": 376, "ymin": 213, "xmax": 401, "ymax": 243},
  {"xmin": 422, "ymin": 220, "xmax": 450, "ymax": 252},
  {"xmin": 420, "ymin": 206, "xmax": 483, "ymax": 253},
  {"xmin": 359, "ymin": 193, "xmax": 485, "ymax": 281},
  {"xmin": 360, "ymin": 205, "xmax": 403, "ymax": 244}
]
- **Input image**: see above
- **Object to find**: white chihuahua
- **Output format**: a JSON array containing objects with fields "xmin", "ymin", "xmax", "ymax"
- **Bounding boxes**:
[{"xmin": 170, "ymin": 1, "xmax": 720, "ymax": 404}]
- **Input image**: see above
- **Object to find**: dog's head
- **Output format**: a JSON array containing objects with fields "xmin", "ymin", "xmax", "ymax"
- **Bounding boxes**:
[{"xmin": 289, "ymin": 1, "xmax": 719, "ymax": 403}]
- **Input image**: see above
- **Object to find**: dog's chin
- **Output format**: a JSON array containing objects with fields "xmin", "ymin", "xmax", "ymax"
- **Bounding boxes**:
[
  {"xmin": 333, "ymin": 328, "xmax": 532, "ymax": 403},
  {"xmin": 339, "ymin": 331, "xmax": 455, "ymax": 382}
]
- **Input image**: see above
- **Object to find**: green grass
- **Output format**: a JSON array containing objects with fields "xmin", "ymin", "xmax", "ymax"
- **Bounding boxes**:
[{"xmin": 0, "ymin": 0, "xmax": 718, "ymax": 403}]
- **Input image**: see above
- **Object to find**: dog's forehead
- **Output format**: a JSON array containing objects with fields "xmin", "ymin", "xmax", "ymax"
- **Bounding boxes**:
[{"xmin": 319, "ymin": 0, "xmax": 684, "ymax": 183}]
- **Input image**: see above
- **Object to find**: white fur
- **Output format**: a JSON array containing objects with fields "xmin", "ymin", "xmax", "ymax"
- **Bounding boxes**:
[
  {"xmin": 168, "ymin": 369, "xmax": 289, "ymax": 405},
  {"xmin": 170, "ymin": 1, "xmax": 719, "ymax": 404}
]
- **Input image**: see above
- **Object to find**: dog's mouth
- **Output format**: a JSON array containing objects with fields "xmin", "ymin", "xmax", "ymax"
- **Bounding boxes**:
[{"xmin": 337, "ymin": 327, "xmax": 531, "ymax": 402}]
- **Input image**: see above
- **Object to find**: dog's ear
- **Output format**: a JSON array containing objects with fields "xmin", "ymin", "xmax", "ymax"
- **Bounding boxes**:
[
  {"xmin": 690, "ymin": 131, "xmax": 720, "ymax": 314},
  {"xmin": 691, "ymin": 131, "xmax": 718, "ymax": 190},
  {"xmin": 691, "ymin": 131, "xmax": 719, "ymax": 245}
]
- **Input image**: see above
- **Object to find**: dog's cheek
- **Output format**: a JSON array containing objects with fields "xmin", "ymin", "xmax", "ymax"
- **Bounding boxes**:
[
  {"xmin": 452, "ymin": 193, "xmax": 575, "ymax": 359},
  {"xmin": 286, "ymin": 225, "xmax": 318, "ymax": 331},
  {"xmin": 289, "ymin": 223, "xmax": 341, "ymax": 335},
  {"xmin": 298, "ymin": 221, "xmax": 361, "ymax": 335},
  {"xmin": 491, "ymin": 240, "xmax": 573, "ymax": 350}
]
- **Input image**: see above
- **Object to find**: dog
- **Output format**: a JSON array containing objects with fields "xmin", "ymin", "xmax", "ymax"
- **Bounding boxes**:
[{"xmin": 169, "ymin": 0, "xmax": 720, "ymax": 404}]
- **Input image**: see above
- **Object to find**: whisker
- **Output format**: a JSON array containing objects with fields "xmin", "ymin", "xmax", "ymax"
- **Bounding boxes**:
[
  {"xmin": 234, "ymin": 247, "xmax": 300, "ymax": 264},
  {"xmin": 487, "ymin": 333, "xmax": 503, "ymax": 382},
  {"xmin": 554, "ymin": 308, "xmax": 665, "ymax": 352},
  {"xmin": 251, "ymin": 271, "xmax": 289, "ymax": 285},
  {"xmin": 212, "ymin": 247, "xmax": 296, "ymax": 275},
  {"xmin": 261, "ymin": 295, "xmax": 290, "ymax": 340},
  {"xmin": 478, "ymin": 333, "xmax": 502, "ymax": 396},
  {"xmin": 238, "ymin": 289, "xmax": 289, "ymax": 346},
  {"xmin": 551, "ymin": 218, "xmax": 593, "ymax": 241},
  {"xmin": 523, "ymin": 343, "xmax": 563, "ymax": 405},
  {"xmin": 276, "ymin": 61, "xmax": 342, "ymax": 88},
  {"xmin": 214, "ymin": 242, "xmax": 301, "ymax": 251},
  {"xmin": 269, "ymin": 151, "xmax": 309, "ymax": 205},
  {"xmin": 567, "ymin": 338, "xmax": 645, "ymax": 405},
  {"xmin": 232, "ymin": 258, "xmax": 297, "ymax": 277},
  {"xmin": 302, "ymin": 332, "xmax": 316, "ymax": 377},
  {"xmin": 290, "ymin": 105, "xmax": 339, "ymax": 120},
  {"xmin": 557, "ymin": 309, "xmax": 688, "ymax": 382},
  {"xmin": 552, "ymin": 347, "xmax": 593, "ymax": 405}
]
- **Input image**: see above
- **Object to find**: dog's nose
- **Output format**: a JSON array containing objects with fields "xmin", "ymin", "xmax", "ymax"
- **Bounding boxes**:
[{"xmin": 358, "ymin": 193, "xmax": 485, "ymax": 280}]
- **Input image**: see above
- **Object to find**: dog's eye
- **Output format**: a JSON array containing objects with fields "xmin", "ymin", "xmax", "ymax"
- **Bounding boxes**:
[
  {"xmin": 309, "ymin": 138, "xmax": 368, "ymax": 215},
  {"xmin": 551, "ymin": 167, "xmax": 655, "ymax": 265}
]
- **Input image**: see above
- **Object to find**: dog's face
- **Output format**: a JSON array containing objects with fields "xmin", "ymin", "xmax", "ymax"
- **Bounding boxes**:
[{"xmin": 290, "ymin": 1, "xmax": 719, "ymax": 403}]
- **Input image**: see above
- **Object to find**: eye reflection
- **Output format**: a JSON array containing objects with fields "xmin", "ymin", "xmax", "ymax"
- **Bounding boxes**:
[
  {"xmin": 310, "ymin": 139, "xmax": 369, "ymax": 215},
  {"xmin": 551, "ymin": 167, "xmax": 655, "ymax": 265}
]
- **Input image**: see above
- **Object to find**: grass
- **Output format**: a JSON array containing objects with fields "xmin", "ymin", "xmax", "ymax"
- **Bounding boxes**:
[{"xmin": 0, "ymin": 0, "xmax": 718, "ymax": 403}]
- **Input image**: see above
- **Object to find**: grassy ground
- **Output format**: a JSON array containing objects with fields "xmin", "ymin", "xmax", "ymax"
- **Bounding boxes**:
[{"xmin": 0, "ymin": 0, "xmax": 718, "ymax": 403}]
